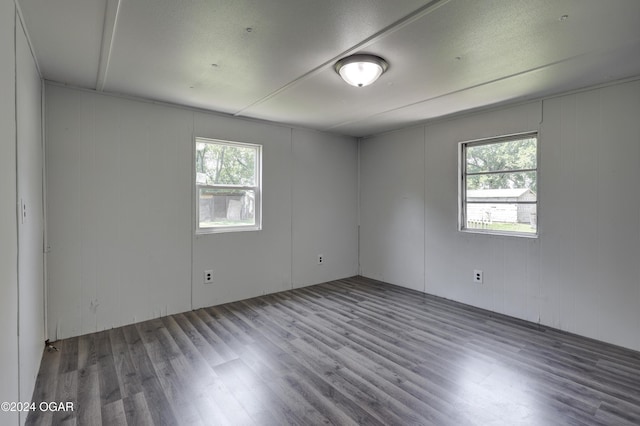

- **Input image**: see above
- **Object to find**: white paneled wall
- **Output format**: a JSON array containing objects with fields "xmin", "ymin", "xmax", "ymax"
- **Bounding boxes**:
[
  {"xmin": 47, "ymin": 86, "xmax": 196, "ymax": 339},
  {"xmin": 16, "ymin": 14, "xmax": 44, "ymax": 424},
  {"xmin": 540, "ymin": 83, "xmax": 640, "ymax": 347},
  {"xmin": 359, "ymin": 126, "xmax": 425, "ymax": 291},
  {"xmin": 360, "ymin": 79, "xmax": 640, "ymax": 351},
  {"xmin": 46, "ymin": 85, "xmax": 359, "ymax": 339},
  {"xmin": 1, "ymin": 5, "xmax": 45, "ymax": 425},
  {"xmin": 0, "ymin": 1, "xmax": 19, "ymax": 424},
  {"xmin": 292, "ymin": 129, "xmax": 358, "ymax": 288}
]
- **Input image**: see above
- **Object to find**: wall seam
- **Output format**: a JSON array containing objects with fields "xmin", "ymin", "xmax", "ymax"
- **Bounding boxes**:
[
  {"xmin": 190, "ymin": 112, "xmax": 195, "ymax": 309},
  {"xmin": 13, "ymin": 5, "xmax": 22, "ymax": 419},
  {"xmin": 537, "ymin": 99, "xmax": 544, "ymax": 325},
  {"xmin": 40, "ymin": 72, "xmax": 47, "ymax": 342},
  {"xmin": 423, "ymin": 124, "xmax": 427, "ymax": 294},
  {"xmin": 356, "ymin": 137, "xmax": 361, "ymax": 276},
  {"xmin": 290, "ymin": 128, "xmax": 294, "ymax": 288}
]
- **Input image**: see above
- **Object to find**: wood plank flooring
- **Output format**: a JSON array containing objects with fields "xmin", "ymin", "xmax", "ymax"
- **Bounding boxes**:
[{"xmin": 26, "ymin": 276, "xmax": 640, "ymax": 425}]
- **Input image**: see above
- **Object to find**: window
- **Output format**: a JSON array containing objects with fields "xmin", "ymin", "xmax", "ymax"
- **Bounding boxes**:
[
  {"xmin": 460, "ymin": 133, "xmax": 538, "ymax": 237},
  {"xmin": 195, "ymin": 138, "xmax": 262, "ymax": 233}
]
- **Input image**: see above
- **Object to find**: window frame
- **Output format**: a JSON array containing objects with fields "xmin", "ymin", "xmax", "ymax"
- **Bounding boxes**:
[
  {"xmin": 458, "ymin": 131, "xmax": 539, "ymax": 238},
  {"xmin": 195, "ymin": 137, "xmax": 262, "ymax": 234}
]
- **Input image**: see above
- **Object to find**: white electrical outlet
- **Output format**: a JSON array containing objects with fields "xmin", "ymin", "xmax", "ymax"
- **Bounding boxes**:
[
  {"xmin": 473, "ymin": 269, "xmax": 483, "ymax": 284},
  {"xmin": 204, "ymin": 269, "xmax": 213, "ymax": 284},
  {"xmin": 318, "ymin": 254, "xmax": 324, "ymax": 265}
]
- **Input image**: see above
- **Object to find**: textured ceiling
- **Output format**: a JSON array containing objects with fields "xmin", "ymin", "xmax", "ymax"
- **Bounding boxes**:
[{"xmin": 18, "ymin": 0, "xmax": 640, "ymax": 137}]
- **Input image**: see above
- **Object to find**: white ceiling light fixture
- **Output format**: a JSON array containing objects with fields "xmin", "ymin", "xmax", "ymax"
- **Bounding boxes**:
[{"xmin": 334, "ymin": 54, "xmax": 389, "ymax": 87}]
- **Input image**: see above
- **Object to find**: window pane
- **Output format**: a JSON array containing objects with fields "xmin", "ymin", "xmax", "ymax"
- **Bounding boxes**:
[
  {"xmin": 466, "ymin": 171, "xmax": 536, "ymax": 196},
  {"xmin": 461, "ymin": 133, "xmax": 538, "ymax": 237},
  {"xmin": 196, "ymin": 142, "xmax": 256, "ymax": 186},
  {"xmin": 466, "ymin": 203, "xmax": 537, "ymax": 234},
  {"xmin": 466, "ymin": 137, "xmax": 536, "ymax": 173},
  {"xmin": 199, "ymin": 187, "xmax": 256, "ymax": 228}
]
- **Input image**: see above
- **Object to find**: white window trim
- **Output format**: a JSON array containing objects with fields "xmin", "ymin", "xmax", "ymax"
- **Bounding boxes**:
[
  {"xmin": 195, "ymin": 137, "xmax": 262, "ymax": 234},
  {"xmin": 458, "ymin": 131, "xmax": 539, "ymax": 238}
]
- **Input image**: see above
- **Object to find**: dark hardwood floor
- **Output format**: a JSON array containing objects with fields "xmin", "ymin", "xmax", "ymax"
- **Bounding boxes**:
[{"xmin": 26, "ymin": 276, "xmax": 640, "ymax": 425}]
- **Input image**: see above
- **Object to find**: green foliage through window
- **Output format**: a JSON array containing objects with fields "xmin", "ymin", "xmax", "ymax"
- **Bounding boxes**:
[
  {"xmin": 466, "ymin": 137, "xmax": 536, "ymax": 192},
  {"xmin": 196, "ymin": 141, "xmax": 256, "ymax": 186}
]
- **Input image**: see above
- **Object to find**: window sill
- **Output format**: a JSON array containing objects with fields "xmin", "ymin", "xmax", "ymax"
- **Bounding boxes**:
[
  {"xmin": 460, "ymin": 228, "xmax": 538, "ymax": 239},
  {"xmin": 196, "ymin": 225, "xmax": 262, "ymax": 235}
]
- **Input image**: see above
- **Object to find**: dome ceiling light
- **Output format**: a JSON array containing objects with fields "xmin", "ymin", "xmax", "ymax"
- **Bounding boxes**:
[{"xmin": 334, "ymin": 54, "xmax": 389, "ymax": 87}]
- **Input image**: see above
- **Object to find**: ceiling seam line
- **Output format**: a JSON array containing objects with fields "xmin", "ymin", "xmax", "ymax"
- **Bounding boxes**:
[
  {"xmin": 232, "ymin": 0, "xmax": 453, "ymax": 117},
  {"xmin": 96, "ymin": 0, "xmax": 122, "ymax": 91},
  {"xmin": 14, "ymin": 0, "xmax": 42, "ymax": 77}
]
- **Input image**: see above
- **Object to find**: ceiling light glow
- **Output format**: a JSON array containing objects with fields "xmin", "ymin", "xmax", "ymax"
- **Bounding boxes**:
[{"xmin": 334, "ymin": 54, "xmax": 389, "ymax": 87}]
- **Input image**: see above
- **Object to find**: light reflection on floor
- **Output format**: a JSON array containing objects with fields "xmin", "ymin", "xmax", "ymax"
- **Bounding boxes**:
[{"xmin": 455, "ymin": 355, "xmax": 542, "ymax": 425}]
